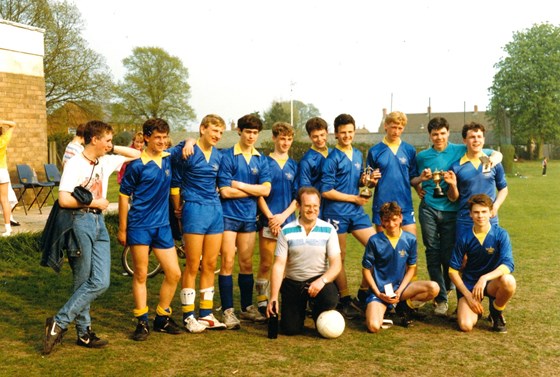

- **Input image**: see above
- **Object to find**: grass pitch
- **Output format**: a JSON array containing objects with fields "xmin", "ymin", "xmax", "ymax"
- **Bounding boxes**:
[{"xmin": 0, "ymin": 160, "xmax": 558, "ymax": 376}]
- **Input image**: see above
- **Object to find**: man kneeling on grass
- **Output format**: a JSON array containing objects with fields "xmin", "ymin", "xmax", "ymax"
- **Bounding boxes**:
[
  {"xmin": 362, "ymin": 202, "xmax": 439, "ymax": 333},
  {"xmin": 449, "ymin": 193, "xmax": 516, "ymax": 333}
]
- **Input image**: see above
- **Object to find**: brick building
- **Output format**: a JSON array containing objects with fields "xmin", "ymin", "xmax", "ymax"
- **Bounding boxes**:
[{"xmin": 0, "ymin": 19, "xmax": 48, "ymax": 182}]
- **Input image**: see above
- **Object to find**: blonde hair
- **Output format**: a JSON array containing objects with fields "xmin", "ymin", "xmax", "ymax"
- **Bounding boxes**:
[{"xmin": 384, "ymin": 111, "xmax": 408, "ymax": 127}]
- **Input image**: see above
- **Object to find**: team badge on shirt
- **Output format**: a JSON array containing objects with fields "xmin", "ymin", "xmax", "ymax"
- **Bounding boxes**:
[
  {"xmin": 354, "ymin": 163, "xmax": 361, "ymax": 170},
  {"xmin": 399, "ymin": 249, "xmax": 407, "ymax": 257},
  {"xmin": 399, "ymin": 157, "xmax": 408, "ymax": 165},
  {"xmin": 486, "ymin": 247, "xmax": 495, "ymax": 254},
  {"xmin": 212, "ymin": 163, "xmax": 219, "ymax": 171},
  {"xmin": 285, "ymin": 172, "xmax": 294, "ymax": 181},
  {"xmin": 251, "ymin": 167, "xmax": 259, "ymax": 175},
  {"xmin": 165, "ymin": 169, "xmax": 170, "ymax": 177}
]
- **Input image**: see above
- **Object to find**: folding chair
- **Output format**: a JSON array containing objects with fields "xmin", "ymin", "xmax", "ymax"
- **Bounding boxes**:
[
  {"xmin": 16, "ymin": 164, "xmax": 55, "ymax": 214},
  {"xmin": 10, "ymin": 182, "xmax": 26, "ymax": 214},
  {"xmin": 44, "ymin": 163, "xmax": 61, "ymax": 204}
]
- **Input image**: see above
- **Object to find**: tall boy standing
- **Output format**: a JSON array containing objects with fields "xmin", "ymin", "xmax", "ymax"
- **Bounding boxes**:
[
  {"xmin": 321, "ymin": 113, "xmax": 375, "ymax": 319},
  {"xmin": 218, "ymin": 114, "xmax": 271, "ymax": 329}
]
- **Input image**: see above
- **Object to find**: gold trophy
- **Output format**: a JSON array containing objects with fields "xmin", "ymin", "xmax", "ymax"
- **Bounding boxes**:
[
  {"xmin": 479, "ymin": 155, "xmax": 491, "ymax": 174},
  {"xmin": 432, "ymin": 169, "xmax": 446, "ymax": 198},
  {"xmin": 360, "ymin": 166, "xmax": 374, "ymax": 198}
]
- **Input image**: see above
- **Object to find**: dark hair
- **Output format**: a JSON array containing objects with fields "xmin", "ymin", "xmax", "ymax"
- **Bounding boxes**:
[
  {"xmin": 238, "ymin": 114, "xmax": 263, "ymax": 131},
  {"xmin": 143, "ymin": 118, "xmax": 170, "ymax": 138},
  {"xmin": 379, "ymin": 201, "xmax": 402, "ymax": 219},
  {"xmin": 462, "ymin": 122, "xmax": 485, "ymax": 139},
  {"xmin": 75, "ymin": 123, "xmax": 86, "ymax": 137},
  {"xmin": 333, "ymin": 114, "xmax": 355, "ymax": 133},
  {"xmin": 305, "ymin": 117, "xmax": 328, "ymax": 135},
  {"xmin": 296, "ymin": 186, "xmax": 321, "ymax": 204},
  {"xmin": 468, "ymin": 193, "xmax": 493, "ymax": 211},
  {"xmin": 427, "ymin": 117, "xmax": 449, "ymax": 134},
  {"xmin": 83, "ymin": 120, "xmax": 113, "ymax": 145}
]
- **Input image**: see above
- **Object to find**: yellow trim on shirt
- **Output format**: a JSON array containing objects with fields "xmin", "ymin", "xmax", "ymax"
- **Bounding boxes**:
[
  {"xmin": 140, "ymin": 150, "xmax": 170, "ymax": 168},
  {"xmin": 170, "ymin": 187, "xmax": 180, "ymax": 196},
  {"xmin": 234, "ymin": 143, "xmax": 260, "ymax": 164},
  {"xmin": 196, "ymin": 139, "xmax": 212, "ymax": 162},
  {"xmin": 473, "ymin": 227, "xmax": 489, "ymax": 245},
  {"xmin": 311, "ymin": 145, "xmax": 329, "ymax": 158},
  {"xmin": 498, "ymin": 264, "xmax": 511, "ymax": 275},
  {"xmin": 270, "ymin": 154, "xmax": 288, "ymax": 169},
  {"xmin": 383, "ymin": 136, "xmax": 401, "ymax": 155},
  {"xmin": 384, "ymin": 229, "xmax": 402, "ymax": 249},
  {"xmin": 459, "ymin": 154, "xmax": 482, "ymax": 169},
  {"xmin": 335, "ymin": 144, "xmax": 353, "ymax": 161},
  {"xmin": 449, "ymin": 268, "xmax": 459, "ymax": 275}
]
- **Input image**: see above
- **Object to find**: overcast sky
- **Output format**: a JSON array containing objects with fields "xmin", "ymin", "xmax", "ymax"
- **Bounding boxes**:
[{"xmin": 73, "ymin": 0, "xmax": 560, "ymax": 131}]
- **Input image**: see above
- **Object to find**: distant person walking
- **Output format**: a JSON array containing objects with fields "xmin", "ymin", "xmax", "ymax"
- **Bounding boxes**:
[
  {"xmin": 542, "ymin": 157, "xmax": 547, "ymax": 176},
  {"xmin": 0, "ymin": 119, "xmax": 16, "ymax": 237}
]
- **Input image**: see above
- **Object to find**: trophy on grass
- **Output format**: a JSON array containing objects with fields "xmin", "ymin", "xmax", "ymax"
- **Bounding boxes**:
[
  {"xmin": 360, "ymin": 166, "xmax": 374, "ymax": 199},
  {"xmin": 432, "ymin": 169, "xmax": 446, "ymax": 198},
  {"xmin": 479, "ymin": 155, "xmax": 492, "ymax": 174}
]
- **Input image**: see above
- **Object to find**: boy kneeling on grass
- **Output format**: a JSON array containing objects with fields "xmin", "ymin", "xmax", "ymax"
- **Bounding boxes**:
[
  {"xmin": 449, "ymin": 193, "xmax": 516, "ymax": 333},
  {"xmin": 362, "ymin": 201, "xmax": 439, "ymax": 333}
]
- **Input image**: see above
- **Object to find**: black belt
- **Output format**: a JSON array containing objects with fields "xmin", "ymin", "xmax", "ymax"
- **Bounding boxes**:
[{"xmin": 79, "ymin": 208, "xmax": 102, "ymax": 214}]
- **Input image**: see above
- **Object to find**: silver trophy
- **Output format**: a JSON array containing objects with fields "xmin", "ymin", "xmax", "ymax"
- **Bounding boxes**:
[{"xmin": 479, "ymin": 155, "xmax": 491, "ymax": 174}]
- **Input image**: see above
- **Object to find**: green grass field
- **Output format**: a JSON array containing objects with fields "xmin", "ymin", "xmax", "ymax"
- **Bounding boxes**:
[{"xmin": 0, "ymin": 161, "xmax": 558, "ymax": 376}]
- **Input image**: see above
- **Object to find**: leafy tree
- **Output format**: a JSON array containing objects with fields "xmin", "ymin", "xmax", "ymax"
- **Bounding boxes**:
[
  {"xmin": 262, "ymin": 100, "xmax": 320, "ymax": 132},
  {"xmin": 0, "ymin": 0, "xmax": 113, "ymax": 113},
  {"xmin": 488, "ymin": 23, "xmax": 560, "ymax": 159},
  {"xmin": 263, "ymin": 102, "xmax": 290, "ymax": 129},
  {"xmin": 112, "ymin": 47, "xmax": 195, "ymax": 129}
]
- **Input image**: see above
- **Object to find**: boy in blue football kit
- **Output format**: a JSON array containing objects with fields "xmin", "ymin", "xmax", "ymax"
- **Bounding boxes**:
[
  {"xmin": 321, "ymin": 113, "xmax": 375, "ymax": 319},
  {"xmin": 171, "ymin": 114, "xmax": 227, "ymax": 333},
  {"xmin": 297, "ymin": 117, "xmax": 331, "ymax": 191},
  {"xmin": 362, "ymin": 202, "xmax": 439, "ymax": 333},
  {"xmin": 449, "ymin": 194, "xmax": 516, "ymax": 333},
  {"xmin": 415, "ymin": 117, "xmax": 503, "ymax": 316},
  {"xmin": 366, "ymin": 111, "xmax": 423, "ymax": 235},
  {"xmin": 256, "ymin": 122, "xmax": 298, "ymax": 315},
  {"xmin": 446, "ymin": 122, "xmax": 508, "ymax": 236},
  {"xmin": 218, "ymin": 114, "xmax": 271, "ymax": 329},
  {"xmin": 118, "ymin": 118, "xmax": 185, "ymax": 341}
]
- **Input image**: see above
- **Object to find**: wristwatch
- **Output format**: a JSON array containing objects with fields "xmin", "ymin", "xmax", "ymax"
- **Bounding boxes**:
[{"xmin": 321, "ymin": 277, "xmax": 328, "ymax": 284}]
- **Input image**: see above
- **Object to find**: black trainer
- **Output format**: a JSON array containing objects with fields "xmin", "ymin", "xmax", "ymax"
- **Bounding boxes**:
[
  {"xmin": 395, "ymin": 302, "xmax": 413, "ymax": 327},
  {"xmin": 43, "ymin": 317, "xmax": 67, "ymax": 355},
  {"xmin": 132, "ymin": 320, "xmax": 150, "ymax": 341},
  {"xmin": 490, "ymin": 312, "xmax": 507, "ymax": 333},
  {"xmin": 77, "ymin": 327, "xmax": 109, "ymax": 348},
  {"xmin": 153, "ymin": 316, "xmax": 182, "ymax": 335}
]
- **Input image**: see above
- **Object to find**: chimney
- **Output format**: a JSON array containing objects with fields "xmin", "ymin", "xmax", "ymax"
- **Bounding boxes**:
[
  {"xmin": 474, "ymin": 105, "xmax": 478, "ymax": 114},
  {"xmin": 382, "ymin": 108, "xmax": 387, "ymax": 117}
]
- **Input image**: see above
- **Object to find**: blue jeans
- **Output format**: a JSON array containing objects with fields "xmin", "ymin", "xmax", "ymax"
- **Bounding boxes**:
[
  {"xmin": 54, "ymin": 211, "xmax": 111, "ymax": 336},
  {"xmin": 418, "ymin": 201, "xmax": 456, "ymax": 303}
]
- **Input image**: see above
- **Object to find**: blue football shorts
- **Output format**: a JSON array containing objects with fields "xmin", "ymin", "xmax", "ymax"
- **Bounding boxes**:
[
  {"xmin": 324, "ymin": 211, "xmax": 372, "ymax": 234},
  {"xmin": 182, "ymin": 202, "xmax": 224, "ymax": 235},
  {"xmin": 127, "ymin": 225, "xmax": 174, "ymax": 249},
  {"xmin": 223, "ymin": 216, "xmax": 257, "ymax": 233}
]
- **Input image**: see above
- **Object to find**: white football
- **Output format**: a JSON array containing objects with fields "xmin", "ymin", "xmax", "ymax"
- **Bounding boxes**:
[{"xmin": 316, "ymin": 310, "xmax": 345, "ymax": 339}]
